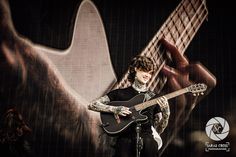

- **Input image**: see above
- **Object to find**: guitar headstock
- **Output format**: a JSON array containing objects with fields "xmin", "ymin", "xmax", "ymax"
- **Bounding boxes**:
[{"xmin": 187, "ymin": 83, "xmax": 207, "ymax": 96}]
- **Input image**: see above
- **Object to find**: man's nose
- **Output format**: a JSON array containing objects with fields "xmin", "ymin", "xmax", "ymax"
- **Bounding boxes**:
[{"xmin": 145, "ymin": 74, "xmax": 150, "ymax": 77}]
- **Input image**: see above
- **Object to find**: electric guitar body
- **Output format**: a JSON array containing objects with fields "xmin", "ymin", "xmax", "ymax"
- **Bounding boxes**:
[{"xmin": 101, "ymin": 94, "xmax": 148, "ymax": 134}]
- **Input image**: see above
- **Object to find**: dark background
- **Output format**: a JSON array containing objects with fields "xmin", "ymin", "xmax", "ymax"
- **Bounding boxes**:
[{"xmin": 7, "ymin": 0, "xmax": 236, "ymax": 156}]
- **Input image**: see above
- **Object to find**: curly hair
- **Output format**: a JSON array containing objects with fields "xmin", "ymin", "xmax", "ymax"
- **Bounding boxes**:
[{"xmin": 128, "ymin": 55, "xmax": 155, "ymax": 83}]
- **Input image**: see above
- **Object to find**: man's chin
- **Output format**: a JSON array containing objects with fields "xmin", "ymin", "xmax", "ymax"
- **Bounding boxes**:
[{"xmin": 141, "ymin": 81, "xmax": 148, "ymax": 84}]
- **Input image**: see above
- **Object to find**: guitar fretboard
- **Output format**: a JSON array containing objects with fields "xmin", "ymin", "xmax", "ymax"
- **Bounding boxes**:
[
  {"xmin": 113, "ymin": 0, "xmax": 208, "ymax": 93},
  {"xmin": 134, "ymin": 87, "xmax": 188, "ymax": 111}
]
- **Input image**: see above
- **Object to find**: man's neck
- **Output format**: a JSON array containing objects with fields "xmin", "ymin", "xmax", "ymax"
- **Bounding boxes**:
[{"xmin": 132, "ymin": 79, "xmax": 148, "ymax": 93}]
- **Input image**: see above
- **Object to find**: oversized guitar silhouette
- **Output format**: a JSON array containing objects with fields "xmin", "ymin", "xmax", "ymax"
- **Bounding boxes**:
[
  {"xmin": 34, "ymin": 0, "xmax": 209, "ymax": 103},
  {"xmin": 101, "ymin": 83, "xmax": 207, "ymax": 134}
]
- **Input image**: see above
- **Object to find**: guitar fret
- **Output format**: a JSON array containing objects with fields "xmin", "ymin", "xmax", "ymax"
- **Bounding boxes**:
[
  {"xmin": 172, "ymin": 0, "xmax": 198, "ymax": 46},
  {"xmin": 151, "ymin": 73, "xmax": 166, "ymax": 92},
  {"xmin": 148, "ymin": 58, "xmax": 166, "ymax": 89},
  {"xmin": 177, "ymin": 10, "xmax": 187, "ymax": 38},
  {"xmin": 167, "ymin": 19, "xmax": 176, "ymax": 43},
  {"xmin": 169, "ymin": 9, "xmax": 186, "ymax": 42},
  {"xmin": 179, "ymin": 1, "xmax": 203, "ymax": 42},
  {"xmin": 165, "ymin": 1, "xmax": 190, "ymax": 40},
  {"xmin": 178, "ymin": 3, "xmax": 208, "ymax": 52}
]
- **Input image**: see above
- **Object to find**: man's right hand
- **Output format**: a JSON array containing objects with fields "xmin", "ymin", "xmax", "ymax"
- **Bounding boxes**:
[{"xmin": 111, "ymin": 106, "xmax": 131, "ymax": 116}]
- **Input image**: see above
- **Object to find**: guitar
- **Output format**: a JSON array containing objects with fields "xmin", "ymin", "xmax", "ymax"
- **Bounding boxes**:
[{"xmin": 100, "ymin": 83, "xmax": 207, "ymax": 134}]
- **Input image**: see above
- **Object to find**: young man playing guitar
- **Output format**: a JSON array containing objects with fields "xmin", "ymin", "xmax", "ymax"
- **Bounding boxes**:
[{"xmin": 88, "ymin": 55, "xmax": 170, "ymax": 157}]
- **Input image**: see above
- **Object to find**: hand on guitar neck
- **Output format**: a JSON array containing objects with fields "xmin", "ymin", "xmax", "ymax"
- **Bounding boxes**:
[
  {"xmin": 158, "ymin": 38, "xmax": 217, "ymax": 153},
  {"xmin": 156, "ymin": 96, "xmax": 169, "ymax": 111}
]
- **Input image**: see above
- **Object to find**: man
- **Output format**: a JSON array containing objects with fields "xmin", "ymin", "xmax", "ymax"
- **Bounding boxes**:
[{"xmin": 88, "ymin": 55, "xmax": 170, "ymax": 157}]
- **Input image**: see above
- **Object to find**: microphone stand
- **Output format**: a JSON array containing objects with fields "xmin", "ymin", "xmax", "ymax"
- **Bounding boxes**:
[{"xmin": 135, "ymin": 123, "xmax": 143, "ymax": 157}]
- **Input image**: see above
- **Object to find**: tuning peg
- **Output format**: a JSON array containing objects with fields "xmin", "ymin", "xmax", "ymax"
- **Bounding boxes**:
[
  {"xmin": 193, "ymin": 93, "xmax": 196, "ymax": 96},
  {"xmin": 201, "ymin": 92, "xmax": 204, "ymax": 95}
]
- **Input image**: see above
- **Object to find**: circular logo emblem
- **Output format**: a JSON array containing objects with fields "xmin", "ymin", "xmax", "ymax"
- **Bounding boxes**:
[{"xmin": 205, "ymin": 117, "xmax": 229, "ymax": 141}]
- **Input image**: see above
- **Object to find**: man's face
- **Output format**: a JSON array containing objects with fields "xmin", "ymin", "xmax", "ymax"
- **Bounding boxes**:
[{"xmin": 135, "ymin": 68, "xmax": 153, "ymax": 84}]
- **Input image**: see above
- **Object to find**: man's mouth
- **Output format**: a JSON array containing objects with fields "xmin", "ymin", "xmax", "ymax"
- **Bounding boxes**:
[{"xmin": 143, "ymin": 77, "xmax": 148, "ymax": 80}]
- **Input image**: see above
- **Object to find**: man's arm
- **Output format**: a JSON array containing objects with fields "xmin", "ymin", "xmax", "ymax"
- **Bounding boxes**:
[
  {"xmin": 153, "ymin": 97, "xmax": 170, "ymax": 134},
  {"xmin": 88, "ymin": 95, "xmax": 131, "ymax": 116}
]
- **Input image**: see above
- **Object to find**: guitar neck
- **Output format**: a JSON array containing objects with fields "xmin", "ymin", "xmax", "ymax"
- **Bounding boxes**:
[
  {"xmin": 113, "ymin": 0, "xmax": 208, "ymax": 94},
  {"xmin": 134, "ymin": 87, "xmax": 188, "ymax": 111},
  {"xmin": 146, "ymin": 0, "xmax": 208, "ymax": 93}
]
